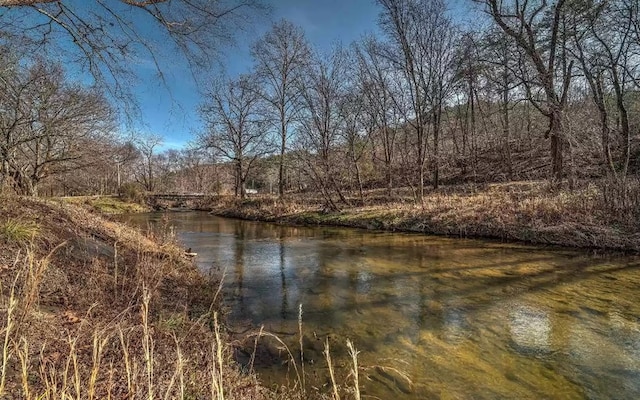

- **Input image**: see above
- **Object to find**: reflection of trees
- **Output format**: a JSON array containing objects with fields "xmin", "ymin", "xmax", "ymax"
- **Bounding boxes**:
[
  {"xmin": 416, "ymin": 251, "xmax": 436, "ymax": 329},
  {"xmin": 279, "ymin": 230, "xmax": 289, "ymax": 319},
  {"xmin": 234, "ymin": 222, "xmax": 246, "ymax": 313}
]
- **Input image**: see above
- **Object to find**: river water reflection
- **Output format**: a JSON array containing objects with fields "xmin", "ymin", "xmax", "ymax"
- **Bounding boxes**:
[{"xmin": 123, "ymin": 211, "xmax": 640, "ymax": 399}]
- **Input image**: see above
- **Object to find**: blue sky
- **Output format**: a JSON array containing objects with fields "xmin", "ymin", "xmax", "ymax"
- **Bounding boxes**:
[
  {"xmin": 141, "ymin": 0, "xmax": 384, "ymax": 150},
  {"xmin": 6, "ymin": 0, "xmax": 472, "ymax": 150}
]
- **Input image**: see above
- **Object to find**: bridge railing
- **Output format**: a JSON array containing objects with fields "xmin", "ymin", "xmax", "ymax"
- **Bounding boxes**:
[{"xmin": 148, "ymin": 193, "xmax": 208, "ymax": 200}]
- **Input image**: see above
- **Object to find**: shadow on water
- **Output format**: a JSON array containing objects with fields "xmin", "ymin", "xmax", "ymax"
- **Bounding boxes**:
[{"xmin": 122, "ymin": 212, "xmax": 640, "ymax": 400}]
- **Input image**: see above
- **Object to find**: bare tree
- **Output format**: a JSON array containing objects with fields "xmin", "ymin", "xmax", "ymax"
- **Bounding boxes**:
[
  {"xmin": 199, "ymin": 75, "xmax": 270, "ymax": 198},
  {"xmin": 0, "ymin": 58, "xmax": 114, "ymax": 196},
  {"xmin": 112, "ymin": 141, "xmax": 138, "ymax": 192},
  {"xmin": 0, "ymin": 0, "xmax": 264, "ymax": 108},
  {"xmin": 297, "ymin": 47, "xmax": 350, "ymax": 210},
  {"xmin": 569, "ymin": 0, "xmax": 638, "ymax": 179},
  {"xmin": 340, "ymin": 80, "xmax": 370, "ymax": 204},
  {"xmin": 377, "ymin": 0, "xmax": 430, "ymax": 200},
  {"xmin": 479, "ymin": 0, "xmax": 575, "ymax": 182},
  {"xmin": 480, "ymin": 29, "xmax": 523, "ymax": 180},
  {"xmin": 0, "ymin": 51, "xmax": 28, "ymax": 193},
  {"xmin": 353, "ymin": 36, "xmax": 401, "ymax": 197},
  {"xmin": 422, "ymin": 2, "xmax": 459, "ymax": 189},
  {"xmin": 377, "ymin": 0, "xmax": 459, "ymax": 198},
  {"xmin": 177, "ymin": 145, "xmax": 213, "ymax": 193},
  {"xmin": 134, "ymin": 133, "xmax": 163, "ymax": 192},
  {"xmin": 251, "ymin": 20, "xmax": 311, "ymax": 199}
]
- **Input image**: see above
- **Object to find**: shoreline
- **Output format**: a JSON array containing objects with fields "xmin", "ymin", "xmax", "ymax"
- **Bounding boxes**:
[
  {"xmin": 206, "ymin": 183, "xmax": 640, "ymax": 254},
  {"xmin": 212, "ymin": 207, "xmax": 637, "ymax": 253}
]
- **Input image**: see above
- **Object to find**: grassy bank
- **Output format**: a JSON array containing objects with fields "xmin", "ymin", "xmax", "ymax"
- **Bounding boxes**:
[
  {"xmin": 0, "ymin": 195, "xmax": 367, "ymax": 400},
  {"xmin": 0, "ymin": 195, "xmax": 270, "ymax": 399},
  {"xmin": 210, "ymin": 180, "xmax": 640, "ymax": 252},
  {"xmin": 58, "ymin": 195, "xmax": 150, "ymax": 214}
]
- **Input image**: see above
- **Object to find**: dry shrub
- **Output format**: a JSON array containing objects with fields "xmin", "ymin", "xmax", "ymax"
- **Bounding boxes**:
[
  {"xmin": 599, "ymin": 178, "xmax": 640, "ymax": 226},
  {"xmin": 119, "ymin": 182, "xmax": 146, "ymax": 204}
]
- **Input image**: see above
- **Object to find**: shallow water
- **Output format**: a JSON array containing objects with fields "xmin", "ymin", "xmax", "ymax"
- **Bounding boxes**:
[{"xmin": 123, "ymin": 211, "xmax": 640, "ymax": 399}]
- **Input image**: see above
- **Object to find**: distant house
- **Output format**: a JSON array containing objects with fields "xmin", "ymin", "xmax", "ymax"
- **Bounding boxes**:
[{"xmin": 245, "ymin": 188, "xmax": 258, "ymax": 195}]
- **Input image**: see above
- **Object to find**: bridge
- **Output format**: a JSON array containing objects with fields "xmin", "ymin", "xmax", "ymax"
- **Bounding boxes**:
[
  {"xmin": 147, "ymin": 193, "xmax": 212, "ymax": 209},
  {"xmin": 148, "ymin": 193, "xmax": 209, "ymax": 201}
]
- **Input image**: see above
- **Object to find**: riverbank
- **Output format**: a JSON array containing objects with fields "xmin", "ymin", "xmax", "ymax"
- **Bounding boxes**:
[
  {"xmin": 209, "ymin": 181, "xmax": 640, "ymax": 253},
  {"xmin": 0, "ymin": 195, "xmax": 269, "ymax": 399},
  {"xmin": 58, "ymin": 195, "xmax": 151, "ymax": 214}
]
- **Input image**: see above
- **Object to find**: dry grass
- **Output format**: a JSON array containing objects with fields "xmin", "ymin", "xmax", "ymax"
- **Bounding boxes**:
[
  {"xmin": 0, "ymin": 220, "xmax": 39, "ymax": 244},
  {"xmin": 0, "ymin": 195, "xmax": 266, "ymax": 400},
  {"xmin": 241, "ymin": 305, "xmax": 368, "ymax": 400},
  {"xmin": 209, "ymin": 180, "xmax": 640, "ymax": 252},
  {"xmin": 0, "ymin": 195, "xmax": 371, "ymax": 400},
  {"xmin": 58, "ymin": 195, "xmax": 150, "ymax": 215}
]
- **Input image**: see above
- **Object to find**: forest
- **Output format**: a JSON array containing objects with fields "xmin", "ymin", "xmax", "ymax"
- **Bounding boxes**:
[{"xmin": 0, "ymin": 0, "xmax": 638, "ymax": 212}]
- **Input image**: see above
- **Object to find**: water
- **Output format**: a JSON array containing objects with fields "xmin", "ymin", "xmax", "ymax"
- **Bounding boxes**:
[{"xmin": 122, "ymin": 211, "xmax": 640, "ymax": 399}]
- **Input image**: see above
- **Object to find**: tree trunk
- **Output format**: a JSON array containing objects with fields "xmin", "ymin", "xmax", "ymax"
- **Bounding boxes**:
[
  {"xmin": 0, "ymin": 161, "xmax": 7, "ymax": 194},
  {"xmin": 502, "ymin": 88, "xmax": 513, "ymax": 180},
  {"xmin": 278, "ymin": 126, "xmax": 286, "ymax": 199},
  {"xmin": 598, "ymin": 104, "xmax": 616, "ymax": 178},
  {"xmin": 354, "ymin": 158, "xmax": 364, "ymax": 204},
  {"xmin": 433, "ymin": 108, "xmax": 440, "ymax": 190},
  {"xmin": 549, "ymin": 110, "xmax": 564, "ymax": 182},
  {"xmin": 116, "ymin": 162, "xmax": 121, "ymax": 193},
  {"xmin": 147, "ymin": 160, "xmax": 154, "ymax": 192},
  {"xmin": 236, "ymin": 159, "xmax": 244, "ymax": 198},
  {"xmin": 465, "ymin": 80, "xmax": 475, "ymax": 176},
  {"xmin": 418, "ymin": 164, "xmax": 425, "ymax": 203},
  {"xmin": 526, "ymin": 103, "xmax": 533, "ymax": 152},
  {"xmin": 386, "ymin": 167, "xmax": 393, "ymax": 198},
  {"xmin": 613, "ymin": 81, "xmax": 631, "ymax": 178},
  {"xmin": 417, "ymin": 124, "xmax": 425, "ymax": 203},
  {"xmin": 384, "ymin": 127, "xmax": 393, "ymax": 198},
  {"xmin": 31, "ymin": 180, "xmax": 38, "ymax": 197},
  {"xmin": 312, "ymin": 162, "xmax": 338, "ymax": 211}
]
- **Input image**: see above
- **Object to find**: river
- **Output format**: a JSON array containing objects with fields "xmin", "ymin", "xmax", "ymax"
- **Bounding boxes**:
[{"xmin": 122, "ymin": 211, "xmax": 640, "ymax": 399}]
